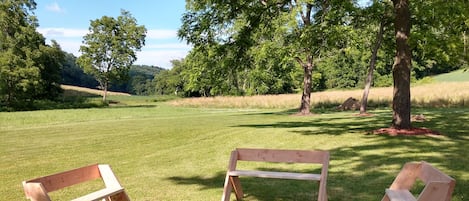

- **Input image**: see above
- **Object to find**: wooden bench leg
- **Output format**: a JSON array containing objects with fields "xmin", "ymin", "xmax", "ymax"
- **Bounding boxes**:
[
  {"xmin": 230, "ymin": 176, "xmax": 243, "ymax": 200},
  {"xmin": 318, "ymin": 180, "xmax": 327, "ymax": 201},
  {"xmin": 222, "ymin": 175, "xmax": 244, "ymax": 201},
  {"xmin": 109, "ymin": 191, "xmax": 130, "ymax": 201},
  {"xmin": 222, "ymin": 174, "xmax": 233, "ymax": 201},
  {"xmin": 381, "ymin": 195, "xmax": 390, "ymax": 201}
]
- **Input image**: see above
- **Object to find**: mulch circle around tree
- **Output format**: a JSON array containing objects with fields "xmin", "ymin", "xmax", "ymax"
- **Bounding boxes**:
[{"xmin": 372, "ymin": 127, "xmax": 441, "ymax": 136}]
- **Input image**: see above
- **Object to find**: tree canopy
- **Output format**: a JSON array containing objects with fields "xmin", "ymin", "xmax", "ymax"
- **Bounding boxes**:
[
  {"xmin": 77, "ymin": 10, "xmax": 146, "ymax": 102},
  {"xmin": 0, "ymin": 0, "xmax": 65, "ymax": 111}
]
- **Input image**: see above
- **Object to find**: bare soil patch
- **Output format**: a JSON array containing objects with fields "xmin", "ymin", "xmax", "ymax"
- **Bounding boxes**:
[{"xmin": 373, "ymin": 127, "xmax": 441, "ymax": 136}]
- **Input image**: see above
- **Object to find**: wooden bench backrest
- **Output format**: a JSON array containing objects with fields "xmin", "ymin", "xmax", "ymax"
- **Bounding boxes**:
[
  {"xmin": 23, "ymin": 164, "xmax": 126, "ymax": 201},
  {"xmin": 388, "ymin": 161, "xmax": 455, "ymax": 201},
  {"xmin": 418, "ymin": 162, "xmax": 456, "ymax": 201},
  {"xmin": 235, "ymin": 148, "xmax": 329, "ymax": 164},
  {"xmin": 24, "ymin": 164, "xmax": 102, "ymax": 194},
  {"xmin": 419, "ymin": 162, "xmax": 454, "ymax": 184}
]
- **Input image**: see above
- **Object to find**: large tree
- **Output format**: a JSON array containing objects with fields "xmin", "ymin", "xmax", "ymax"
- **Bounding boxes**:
[
  {"xmin": 0, "ymin": 0, "xmax": 64, "ymax": 110},
  {"xmin": 179, "ymin": 0, "xmax": 354, "ymax": 114},
  {"xmin": 77, "ymin": 10, "xmax": 146, "ymax": 102},
  {"xmin": 391, "ymin": 0, "xmax": 412, "ymax": 129},
  {"xmin": 359, "ymin": 0, "xmax": 393, "ymax": 114},
  {"xmin": 37, "ymin": 40, "xmax": 65, "ymax": 100}
]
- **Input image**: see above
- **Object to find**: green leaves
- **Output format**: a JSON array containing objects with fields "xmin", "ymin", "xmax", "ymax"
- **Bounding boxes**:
[{"xmin": 0, "ymin": 0, "xmax": 64, "ymax": 110}]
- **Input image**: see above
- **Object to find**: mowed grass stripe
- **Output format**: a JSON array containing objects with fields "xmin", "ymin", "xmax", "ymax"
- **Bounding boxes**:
[{"xmin": 1, "ymin": 103, "xmax": 468, "ymax": 200}]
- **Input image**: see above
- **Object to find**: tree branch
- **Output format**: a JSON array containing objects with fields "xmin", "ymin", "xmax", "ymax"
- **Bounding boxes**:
[{"xmin": 295, "ymin": 56, "xmax": 305, "ymax": 67}]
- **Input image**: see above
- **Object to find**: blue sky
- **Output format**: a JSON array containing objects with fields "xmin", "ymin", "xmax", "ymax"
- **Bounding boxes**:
[{"xmin": 35, "ymin": 0, "xmax": 190, "ymax": 69}]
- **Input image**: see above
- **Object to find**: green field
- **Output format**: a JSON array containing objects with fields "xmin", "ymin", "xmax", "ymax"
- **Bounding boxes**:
[
  {"xmin": 433, "ymin": 69, "xmax": 469, "ymax": 82},
  {"xmin": 1, "ymin": 98, "xmax": 468, "ymax": 200}
]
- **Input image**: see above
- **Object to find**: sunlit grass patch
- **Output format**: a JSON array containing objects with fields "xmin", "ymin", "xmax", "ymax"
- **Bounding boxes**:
[
  {"xmin": 169, "ymin": 82, "xmax": 469, "ymax": 109},
  {"xmin": 1, "ymin": 105, "xmax": 467, "ymax": 200}
]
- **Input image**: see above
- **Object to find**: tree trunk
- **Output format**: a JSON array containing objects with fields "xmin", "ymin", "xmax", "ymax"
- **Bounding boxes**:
[
  {"xmin": 295, "ymin": 3, "xmax": 315, "ymax": 115},
  {"xmin": 102, "ymin": 80, "xmax": 108, "ymax": 102},
  {"xmin": 464, "ymin": 31, "xmax": 467, "ymax": 56},
  {"xmin": 296, "ymin": 55, "xmax": 313, "ymax": 115},
  {"xmin": 360, "ymin": 18, "xmax": 386, "ymax": 114},
  {"xmin": 391, "ymin": 0, "xmax": 412, "ymax": 129}
]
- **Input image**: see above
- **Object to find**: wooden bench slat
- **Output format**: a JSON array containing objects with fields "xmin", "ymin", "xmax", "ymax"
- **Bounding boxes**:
[
  {"xmin": 385, "ymin": 189, "xmax": 416, "ymax": 201},
  {"xmin": 26, "ymin": 164, "xmax": 101, "ymax": 193},
  {"xmin": 71, "ymin": 187, "xmax": 124, "ymax": 201},
  {"xmin": 381, "ymin": 161, "xmax": 456, "ymax": 201},
  {"xmin": 229, "ymin": 170, "xmax": 321, "ymax": 181},
  {"xmin": 222, "ymin": 148, "xmax": 329, "ymax": 201},
  {"xmin": 236, "ymin": 148, "xmax": 328, "ymax": 163},
  {"xmin": 23, "ymin": 164, "xmax": 130, "ymax": 201}
]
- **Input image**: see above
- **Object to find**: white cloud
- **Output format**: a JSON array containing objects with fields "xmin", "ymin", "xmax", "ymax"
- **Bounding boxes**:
[
  {"xmin": 136, "ymin": 50, "xmax": 190, "ymax": 68},
  {"xmin": 38, "ymin": 28, "xmax": 180, "ymax": 40},
  {"xmin": 39, "ymin": 27, "xmax": 191, "ymax": 68},
  {"xmin": 146, "ymin": 29, "xmax": 178, "ymax": 39},
  {"xmin": 144, "ymin": 43, "xmax": 191, "ymax": 50},
  {"xmin": 45, "ymin": 2, "xmax": 65, "ymax": 13},
  {"xmin": 44, "ymin": 38, "xmax": 82, "ymax": 55},
  {"xmin": 37, "ymin": 28, "xmax": 88, "ymax": 38},
  {"xmin": 44, "ymin": 38, "xmax": 190, "ymax": 68}
]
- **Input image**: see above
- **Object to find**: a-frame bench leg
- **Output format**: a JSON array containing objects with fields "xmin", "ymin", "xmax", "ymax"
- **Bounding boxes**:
[
  {"xmin": 222, "ymin": 174, "xmax": 233, "ymax": 201},
  {"xmin": 109, "ymin": 191, "xmax": 130, "ymax": 201},
  {"xmin": 230, "ymin": 176, "xmax": 243, "ymax": 200},
  {"xmin": 222, "ymin": 175, "xmax": 244, "ymax": 201}
]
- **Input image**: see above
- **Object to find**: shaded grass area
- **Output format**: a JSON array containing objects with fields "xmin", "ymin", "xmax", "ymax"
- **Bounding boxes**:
[{"xmin": 1, "ymin": 105, "xmax": 468, "ymax": 200}]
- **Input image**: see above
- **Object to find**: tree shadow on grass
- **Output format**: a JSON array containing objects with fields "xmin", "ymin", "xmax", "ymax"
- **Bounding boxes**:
[
  {"xmin": 167, "ymin": 171, "xmax": 328, "ymax": 201},
  {"xmin": 235, "ymin": 110, "xmax": 392, "ymax": 136},
  {"xmin": 166, "ymin": 134, "xmax": 467, "ymax": 200},
  {"xmin": 167, "ymin": 171, "xmax": 226, "ymax": 191},
  {"xmin": 167, "ymin": 108, "xmax": 468, "ymax": 201}
]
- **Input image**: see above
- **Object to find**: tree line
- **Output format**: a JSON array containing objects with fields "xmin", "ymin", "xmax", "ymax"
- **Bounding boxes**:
[
  {"xmin": 1, "ymin": 0, "xmax": 64, "ymax": 110},
  {"xmin": 0, "ymin": 1, "xmax": 148, "ymax": 111},
  {"xmin": 2, "ymin": 0, "xmax": 468, "ymax": 119},
  {"xmin": 151, "ymin": 0, "xmax": 468, "ymax": 129},
  {"xmin": 153, "ymin": 0, "xmax": 467, "ymax": 99}
]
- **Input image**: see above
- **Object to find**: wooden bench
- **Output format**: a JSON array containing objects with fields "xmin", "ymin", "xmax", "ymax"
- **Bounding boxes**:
[
  {"xmin": 221, "ymin": 148, "xmax": 329, "ymax": 201},
  {"xmin": 381, "ymin": 161, "xmax": 456, "ymax": 201},
  {"xmin": 22, "ymin": 164, "xmax": 130, "ymax": 201}
]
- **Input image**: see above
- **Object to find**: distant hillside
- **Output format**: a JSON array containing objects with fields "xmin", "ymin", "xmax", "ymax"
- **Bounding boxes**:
[
  {"xmin": 129, "ymin": 65, "xmax": 165, "ymax": 79},
  {"xmin": 61, "ymin": 53, "xmax": 165, "ymax": 95},
  {"xmin": 61, "ymin": 85, "xmax": 131, "ymax": 97},
  {"xmin": 433, "ymin": 69, "xmax": 469, "ymax": 82}
]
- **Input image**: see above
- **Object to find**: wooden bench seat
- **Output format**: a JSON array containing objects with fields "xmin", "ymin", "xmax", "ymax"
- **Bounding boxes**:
[
  {"xmin": 381, "ymin": 161, "xmax": 455, "ymax": 201},
  {"xmin": 221, "ymin": 148, "xmax": 329, "ymax": 201},
  {"xmin": 384, "ymin": 189, "xmax": 416, "ymax": 201},
  {"xmin": 229, "ymin": 170, "xmax": 322, "ymax": 181},
  {"xmin": 23, "ymin": 164, "xmax": 130, "ymax": 201}
]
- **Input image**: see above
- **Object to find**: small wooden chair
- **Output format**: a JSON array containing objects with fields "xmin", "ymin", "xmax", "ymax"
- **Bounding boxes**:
[
  {"xmin": 22, "ymin": 164, "xmax": 130, "ymax": 201},
  {"xmin": 221, "ymin": 148, "xmax": 329, "ymax": 201},
  {"xmin": 381, "ymin": 161, "xmax": 456, "ymax": 201}
]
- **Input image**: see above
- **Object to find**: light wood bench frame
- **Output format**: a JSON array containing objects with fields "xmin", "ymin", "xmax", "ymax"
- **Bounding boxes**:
[
  {"xmin": 221, "ymin": 148, "xmax": 329, "ymax": 201},
  {"xmin": 22, "ymin": 164, "xmax": 130, "ymax": 201},
  {"xmin": 381, "ymin": 161, "xmax": 456, "ymax": 201}
]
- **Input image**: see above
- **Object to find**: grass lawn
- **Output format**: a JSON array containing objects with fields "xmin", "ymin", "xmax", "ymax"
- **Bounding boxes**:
[
  {"xmin": 433, "ymin": 69, "xmax": 469, "ymax": 82},
  {"xmin": 1, "ymin": 101, "xmax": 468, "ymax": 200}
]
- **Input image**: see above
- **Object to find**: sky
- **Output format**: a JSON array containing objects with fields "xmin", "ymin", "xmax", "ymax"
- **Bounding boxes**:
[{"xmin": 34, "ymin": 0, "xmax": 191, "ymax": 69}]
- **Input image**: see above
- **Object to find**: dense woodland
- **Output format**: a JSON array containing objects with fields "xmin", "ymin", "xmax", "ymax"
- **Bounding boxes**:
[{"xmin": 1, "ymin": 0, "xmax": 468, "ymax": 112}]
